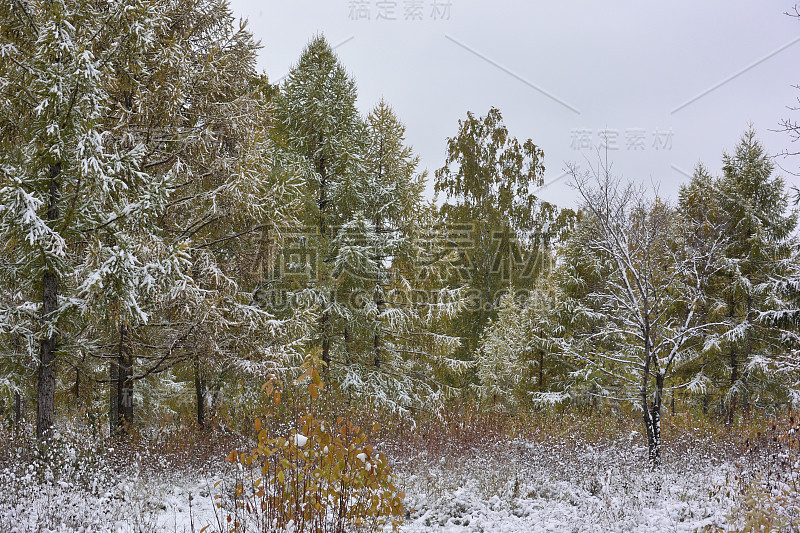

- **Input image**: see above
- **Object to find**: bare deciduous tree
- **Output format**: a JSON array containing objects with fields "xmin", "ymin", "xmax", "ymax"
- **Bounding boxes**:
[{"xmin": 566, "ymin": 159, "xmax": 727, "ymax": 466}]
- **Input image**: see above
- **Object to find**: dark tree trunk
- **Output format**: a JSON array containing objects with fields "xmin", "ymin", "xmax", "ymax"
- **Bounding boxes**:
[
  {"xmin": 373, "ymin": 330, "xmax": 381, "ymax": 368},
  {"xmin": 373, "ymin": 249, "xmax": 383, "ymax": 369},
  {"xmin": 322, "ymin": 332, "xmax": 331, "ymax": 375},
  {"xmin": 193, "ymin": 358, "xmax": 206, "ymax": 429},
  {"xmin": 343, "ymin": 327, "xmax": 351, "ymax": 358},
  {"xmin": 116, "ymin": 325, "xmax": 134, "ymax": 429},
  {"xmin": 109, "ymin": 358, "xmax": 118, "ymax": 434},
  {"xmin": 726, "ymin": 297, "xmax": 738, "ymax": 425},
  {"xmin": 73, "ymin": 365, "xmax": 80, "ymax": 406},
  {"xmin": 316, "ymin": 150, "xmax": 332, "ymax": 377},
  {"xmin": 14, "ymin": 391, "xmax": 22, "ymax": 426},
  {"xmin": 727, "ymin": 345, "xmax": 738, "ymax": 425},
  {"xmin": 37, "ymin": 271, "xmax": 58, "ymax": 441},
  {"xmin": 538, "ymin": 350, "xmax": 544, "ymax": 392},
  {"xmin": 373, "ymin": 154, "xmax": 384, "ymax": 370},
  {"xmin": 37, "ymin": 164, "xmax": 60, "ymax": 442}
]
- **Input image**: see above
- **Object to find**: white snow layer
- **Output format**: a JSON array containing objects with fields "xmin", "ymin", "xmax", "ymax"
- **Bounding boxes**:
[{"xmin": 0, "ymin": 438, "xmax": 741, "ymax": 532}]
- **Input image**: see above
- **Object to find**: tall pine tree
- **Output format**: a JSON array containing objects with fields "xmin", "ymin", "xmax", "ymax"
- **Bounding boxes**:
[{"xmin": 272, "ymin": 35, "xmax": 365, "ymax": 379}]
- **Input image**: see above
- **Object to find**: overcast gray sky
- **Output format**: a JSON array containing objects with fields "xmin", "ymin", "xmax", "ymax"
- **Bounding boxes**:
[{"xmin": 228, "ymin": 1, "xmax": 800, "ymax": 208}]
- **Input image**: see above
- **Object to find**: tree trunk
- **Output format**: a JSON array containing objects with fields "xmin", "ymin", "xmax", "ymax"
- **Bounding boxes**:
[
  {"xmin": 37, "ymin": 164, "xmax": 60, "ymax": 442},
  {"xmin": 373, "ymin": 271, "xmax": 382, "ymax": 369},
  {"xmin": 641, "ymin": 330, "xmax": 662, "ymax": 467},
  {"xmin": 37, "ymin": 275, "xmax": 58, "ymax": 442},
  {"xmin": 643, "ymin": 377, "xmax": 664, "ymax": 468},
  {"xmin": 726, "ymin": 296, "xmax": 738, "ymax": 425},
  {"xmin": 116, "ymin": 325, "xmax": 134, "ymax": 429},
  {"xmin": 73, "ymin": 365, "xmax": 80, "ymax": 406},
  {"xmin": 343, "ymin": 326, "xmax": 352, "ymax": 364},
  {"xmin": 316, "ymin": 149, "xmax": 332, "ymax": 377},
  {"xmin": 193, "ymin": 358, "xmax": 206, "ymax": 429},
  {"xmin": 210, "ymin": 388, "xmax": 223, "ymax": 424},
  {"xmin": 727, "ymin": 344, "xmax": 738, "ymax": 425},
  {"xmin": 741, "ymin": 293, "xmax": 754, "ymax": 417},
  {"xmin": 373, "ymin": 330, "xmax": 381, "ymax": 368},
  {"xmin": 14, "ymin": 391, "xmax": 22, "ymax": 427},
  {"xmin": 538, "ymin": 350, "xmax": 544, "ymax": 392},
  {"xmin": 646, "ymin": 403, "xmax": 662, "ymax": 467},
  {"xmin": 374, "ymin": 208, "xmax": 384, "ymax": 369},
  {"xmin": 109, "ymin": 358, "xmax": 118, "ymax": 434},
  {"xmin": 322, "ymin": 328, "xmax": 331, "ymax": 376}
]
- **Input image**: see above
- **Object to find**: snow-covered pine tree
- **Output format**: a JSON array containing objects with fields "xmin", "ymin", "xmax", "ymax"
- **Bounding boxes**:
[
  {"xmin": 112, "ymin": 1, "xmax": 304, "ymax": 430},
  {"xmin": 330, "ymin": 100, "xmax": 464, "ymax": 411},
  {"xmin": 272, "ymin": 43, "xmax": 463, "ymax": 410},
  {"xmin": 674, "ymin": 164, "xmax": 732, "ymax": 414},
  {"xmin": 272, "ymin": 35, "xmax": 366, "ymax": 380},
  {"xmin": 758, "ymin": 248, "xmax": 800, "ymax": 406},
  {"xmin": 478, "ymin": 266, "xmax": 574, "ymax": 411},
  {"xmin": 477, "ymin": 289, "xmax": 527, "ymax": 410},
  {"xmin": 674, "ymin": 133, "xmax": 799, "ymax": 418},
  {"xmin": 0, "ymin": 0, "xmax": 295, "ymax": 437},
  {"xmin": 710, "ymin": 129, "xmax": 797, "ymax": 420},
  {"xmin": 0, "ymin": 0, "xmax": 181, "ymax": 440}
]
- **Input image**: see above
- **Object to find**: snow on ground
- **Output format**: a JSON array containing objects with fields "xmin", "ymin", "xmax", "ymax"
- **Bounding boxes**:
[
  {"xmin": 394, "ymin": 437, "xmax": 739, "ymax": 533},
  {"xmin": 1, "ymin": 435, "xmax": 743, "ymax": 532},
  {"xmin": 0, "ymin": 462, "xmax": 220, "ymax": 533}
]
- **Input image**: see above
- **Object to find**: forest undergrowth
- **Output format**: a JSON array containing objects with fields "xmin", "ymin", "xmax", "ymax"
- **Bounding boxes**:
[{"xmin": 1, "ymin": 403, "xmax": 799, "ymax": 532}]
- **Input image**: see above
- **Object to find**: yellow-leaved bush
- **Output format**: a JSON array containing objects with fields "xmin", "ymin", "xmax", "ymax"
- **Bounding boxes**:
[{"xmin": 209, "ymin": 361, "xmax": 405, "ymax": 533}]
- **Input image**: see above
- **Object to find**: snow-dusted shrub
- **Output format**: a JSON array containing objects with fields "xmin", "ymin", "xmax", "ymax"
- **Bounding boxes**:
[
  {"xmin": 0, "ymin": 420, "xmax": 132, "ymax": 532},
  {"xmin": 719, "ymin": 479, "xmax": 800, "ymax": 532},
  {"xmin": 209, "ymin": 371, "xmax": 405, "ymax": 533},
  {"xmin": 710, "ymin": 415, "xmax": 800, "ymax": 532},
  {"xmin": 0, "ymin": 420, "xmax": 113, "ymax": 495}
]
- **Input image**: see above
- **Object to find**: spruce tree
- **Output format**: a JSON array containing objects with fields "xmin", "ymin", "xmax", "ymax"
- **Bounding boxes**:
[
  {"xmin": 119, "ymin": 2, "xmax": 300, "ymax": 430},
  {"xmin": 675, "ymin": 164, "xmax": 731, "ymax": 414}
]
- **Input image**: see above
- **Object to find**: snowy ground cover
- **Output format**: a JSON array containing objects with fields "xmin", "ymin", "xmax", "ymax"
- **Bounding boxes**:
[
  {"xmin": 0, "ymin": 423, "xmax": 228, "ymax": 533},
  {"xmin": 0, "ymin": 465, "xmax": 220, "ymax": 533},
  {"xmin": 394, "ymin": 437, "xmax": 740, "ymax": 532},
  {"xmin": 1, "ymin": 423, "xmax": 751, "ymax": 533}
]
